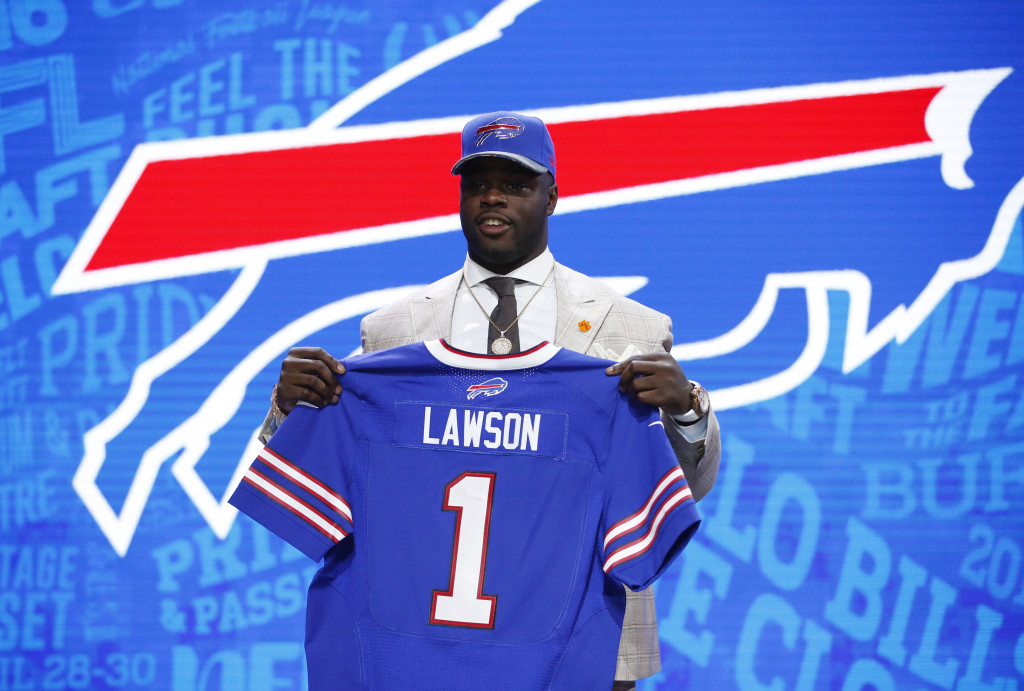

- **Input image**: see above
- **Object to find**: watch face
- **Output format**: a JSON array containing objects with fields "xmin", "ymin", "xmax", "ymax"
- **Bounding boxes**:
[{"xmin": 691, "ymin": 382, "xmax": 709, "ymax": 415}]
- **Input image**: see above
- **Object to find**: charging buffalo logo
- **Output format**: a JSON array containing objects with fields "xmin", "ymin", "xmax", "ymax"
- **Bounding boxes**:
[
  {"xmin": 467, "ymin": 378, "xmax": 509, "ymax": 399},
  {"xmin": 49, "ymin": 0, "xmax": 1023, "ymax": 555},
  {"xmin": 475, "ymin": 116, "xmax": 525, "ymax": 146}
]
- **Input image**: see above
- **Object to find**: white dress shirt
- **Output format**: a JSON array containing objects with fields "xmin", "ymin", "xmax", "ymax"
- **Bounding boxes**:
[
  {"xmin": 450, "ymin": 249, "xmax": 558, "ymax": 353},
  {"xmin": 450, "ymin": 249, "xmax": 708, "ymax": 443}
]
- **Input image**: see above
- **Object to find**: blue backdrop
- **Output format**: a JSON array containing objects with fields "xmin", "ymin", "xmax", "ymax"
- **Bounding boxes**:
[{"xmin": 2, "ymin": 0, "xmax": 1023, "ymax": 688}]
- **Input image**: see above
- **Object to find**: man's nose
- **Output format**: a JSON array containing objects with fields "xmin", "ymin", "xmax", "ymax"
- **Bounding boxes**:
[{"xmin": 481, "ymin": 185, "xmax": 506, "ymax": 206}]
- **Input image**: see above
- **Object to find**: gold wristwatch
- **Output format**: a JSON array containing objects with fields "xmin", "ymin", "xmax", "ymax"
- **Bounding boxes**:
[{"xmin": 689, "ymin": 380, "xmax": 709, "ymax": 418}]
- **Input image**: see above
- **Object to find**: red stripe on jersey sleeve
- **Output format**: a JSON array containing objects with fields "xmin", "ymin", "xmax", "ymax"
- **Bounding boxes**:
[
  {"xmin": 604, "ymin": 467, "xmax": 686, "ymax": 550},
  {"xmin": 603, "ymin": 485, "xmax": 693, "ymax": 573},
  {"xmin": 257, "ymin": 446, "xmax": 352, "ymax": 523},
  {"xmin": 243, "ymin": 467, "xmax": 349, "ymax": 543}
]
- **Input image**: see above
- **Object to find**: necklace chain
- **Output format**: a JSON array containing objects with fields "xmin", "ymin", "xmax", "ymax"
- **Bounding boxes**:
[{"xmin": 462, "ymin": 263, "xmax": 555, "ymax": 352}]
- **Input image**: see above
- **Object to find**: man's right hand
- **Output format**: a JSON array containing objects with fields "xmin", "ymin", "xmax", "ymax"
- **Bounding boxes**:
[{"xmin": 274, "ymin": 347, "xmax": 346, "ymax": 415}]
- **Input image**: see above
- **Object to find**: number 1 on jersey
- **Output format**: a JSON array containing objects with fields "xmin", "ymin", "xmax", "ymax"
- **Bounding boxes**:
[{"xmin": 430, "ymin": 472, "xmax": 498, "ymax": 628}]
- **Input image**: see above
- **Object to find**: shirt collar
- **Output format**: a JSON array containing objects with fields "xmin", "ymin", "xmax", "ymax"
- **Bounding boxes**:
[{"xmin": 462, "ymin": 248, "xmax": 555, "ymax": 287}]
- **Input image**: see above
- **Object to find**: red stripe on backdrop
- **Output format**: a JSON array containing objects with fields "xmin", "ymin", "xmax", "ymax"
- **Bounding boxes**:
[
  {"xmin": 88, "ymin": 133, "xmax": 459, "ymax": 271},
  {"xmin": 85, "ymin": 87, "xmax": 938, "ymax": 272},
  {"xmin": 553, "ymin": 88, "xmax": 939, "ymax": 196}
]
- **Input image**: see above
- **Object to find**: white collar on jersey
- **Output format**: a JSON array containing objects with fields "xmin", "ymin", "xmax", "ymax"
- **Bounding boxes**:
[{"xmin": 425, "ymin": 339, "xmax": 561, "ymax": 370}]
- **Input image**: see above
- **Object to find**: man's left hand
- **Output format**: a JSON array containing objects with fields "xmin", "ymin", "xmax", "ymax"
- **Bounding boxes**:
[{"xmin": 606, "ymin": 352, "xmax": 692, "ymax": 416}]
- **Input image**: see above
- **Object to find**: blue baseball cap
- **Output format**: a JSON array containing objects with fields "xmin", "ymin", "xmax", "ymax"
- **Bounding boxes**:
[{"xmin": 451, "ymin": 112, "xmax": 556, "ymax": 180}]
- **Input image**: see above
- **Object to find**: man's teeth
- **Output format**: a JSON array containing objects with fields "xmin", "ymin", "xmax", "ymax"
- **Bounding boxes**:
[{"xmin": 483, "ymin": 219, "xmax": 504, "ymax": 226}]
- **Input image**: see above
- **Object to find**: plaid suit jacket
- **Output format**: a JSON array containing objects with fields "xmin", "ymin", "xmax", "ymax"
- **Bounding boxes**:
[{"xmin": 360, "ymin": 261, "xmax": 721, "ymax": 682}]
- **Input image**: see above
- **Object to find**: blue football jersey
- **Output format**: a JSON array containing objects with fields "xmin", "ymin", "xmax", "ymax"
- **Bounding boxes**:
[{"xmin": 230, "ymin": 340, "xmax": 700, "ymax": 690}]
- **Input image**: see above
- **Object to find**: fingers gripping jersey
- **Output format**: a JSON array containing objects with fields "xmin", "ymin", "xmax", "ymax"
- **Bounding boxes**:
[{"xmin": 229, "ymin": 340, "xmax": 700, "ymax": 690}]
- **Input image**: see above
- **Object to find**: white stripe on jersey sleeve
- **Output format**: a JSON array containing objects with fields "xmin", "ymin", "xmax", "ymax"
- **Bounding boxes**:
[
  {"xmin": 602, "ymin": 485, "xmax": 693, "ymax": 573},
  {"xmin": 258, "ymin": 448, "xmax": 352, "ymax": 522},
  {"xmin": 244, "ymin": 468, "xmax": 347, "ymax": 543},
  {"xmin": 603, "ymin": 466, "xmax": 685, "ymax": 550}
]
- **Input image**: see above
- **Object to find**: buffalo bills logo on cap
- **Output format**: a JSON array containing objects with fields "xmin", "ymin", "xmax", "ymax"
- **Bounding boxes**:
[
  {"xmin": 474, "ymin": 117, "xmax": 525, "ymax": 147},
  {"xmin": 452, "ymin": 111, "xmax": 556, "ymax": 179},
  {"xmin": 466, "ymin": 377, "xmax": 508, "ymax": 400}
]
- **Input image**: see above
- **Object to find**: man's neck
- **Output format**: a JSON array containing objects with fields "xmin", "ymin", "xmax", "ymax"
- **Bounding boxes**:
[{"xmin": 464, "ymin": 249, "xmax": 555, "ymax": 285}]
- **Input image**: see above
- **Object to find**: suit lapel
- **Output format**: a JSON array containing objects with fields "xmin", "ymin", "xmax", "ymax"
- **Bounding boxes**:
[
  {"xmin": 408, "ymin": 271, "xmax": 460, "ymax": 342},
  {"xmin": 553, "ymin": 264, "xmax": 613, "ymax": 354}
]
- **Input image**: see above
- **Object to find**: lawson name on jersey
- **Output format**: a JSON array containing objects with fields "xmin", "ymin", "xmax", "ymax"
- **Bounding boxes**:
[{"xmin": 396, "ymin": 402, "xmax": 568, "ymax": 460}]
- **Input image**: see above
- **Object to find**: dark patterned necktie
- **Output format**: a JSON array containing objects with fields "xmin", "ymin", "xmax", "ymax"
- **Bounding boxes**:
[{"xmin": 483, "ymin": 276, "xmax": 520, "ymax": 354}]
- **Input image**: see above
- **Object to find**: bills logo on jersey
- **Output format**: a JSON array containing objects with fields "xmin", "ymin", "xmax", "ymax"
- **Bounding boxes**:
[
  {"xmin": 475, "ymin": 116, "xmax": 525, "ymax": 146},
  {"xmin": 467, "ymin": 378, "xmax": 509, "ymax": 399}
]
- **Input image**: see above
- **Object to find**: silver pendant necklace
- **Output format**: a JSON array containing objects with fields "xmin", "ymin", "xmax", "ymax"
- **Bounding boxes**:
[
  {"xmin": 490, "ymin": 335, "xmax": 514, "ymax": 355},
  {"xmin": 462, "ymin": 264, "xmax": 555, "ymax": 355}
]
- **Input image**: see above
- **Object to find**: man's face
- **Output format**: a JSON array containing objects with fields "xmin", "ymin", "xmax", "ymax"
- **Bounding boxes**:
[{"xmin": 459, "ymin": 157, "xmax": 558, "ymax": 274}]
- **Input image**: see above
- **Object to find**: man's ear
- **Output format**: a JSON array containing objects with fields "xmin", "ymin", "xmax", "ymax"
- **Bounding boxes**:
[{"xmin": 547, "ymin": 182, "xmax": 558, "ymax": 216}]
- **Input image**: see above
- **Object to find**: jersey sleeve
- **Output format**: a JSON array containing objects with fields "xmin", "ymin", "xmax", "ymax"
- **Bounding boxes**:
[
  {"xmin": 600, "ymin": 396, "xmax": 701, "ymax": 590},
  {"xmin": 229, "ymin": 401, "xmax": 355, "ymax": 562}
]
